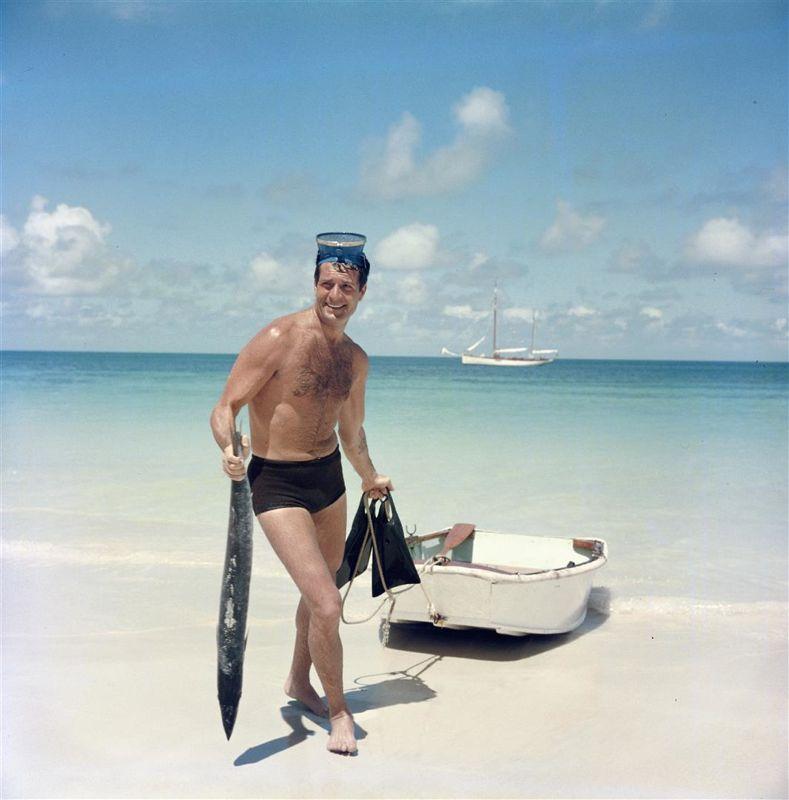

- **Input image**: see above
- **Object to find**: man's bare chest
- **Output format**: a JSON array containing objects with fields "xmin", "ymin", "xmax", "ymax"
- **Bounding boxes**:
[{"xmin": 287, "ymin": 341, "xmax": 354, "ymax": 402}]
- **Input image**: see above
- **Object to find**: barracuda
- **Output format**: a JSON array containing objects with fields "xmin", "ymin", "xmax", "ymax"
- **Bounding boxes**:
[{"xmin": 216, "ymin": 429, "xmax": 254, "ymax": 739}]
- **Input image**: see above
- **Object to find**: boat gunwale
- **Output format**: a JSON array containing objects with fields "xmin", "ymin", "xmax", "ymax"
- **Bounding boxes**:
[
  {"xmin": 406, "ymin": 528, "xmax": 608, "ymax": 584},
  {"xmin": 414, "ymin": 554, "xmax": 607, "ymax": 584}
]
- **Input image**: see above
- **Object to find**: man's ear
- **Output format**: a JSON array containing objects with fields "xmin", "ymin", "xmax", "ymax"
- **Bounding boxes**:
[{"xmin": 359, "ymin": 284, "xmax": 367, "ymax": 299}]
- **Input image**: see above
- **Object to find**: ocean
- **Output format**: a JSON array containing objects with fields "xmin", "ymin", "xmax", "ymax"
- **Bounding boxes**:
[{"xmin": 2, "ymin": 350, "xmax": 787, "ymax": 616}]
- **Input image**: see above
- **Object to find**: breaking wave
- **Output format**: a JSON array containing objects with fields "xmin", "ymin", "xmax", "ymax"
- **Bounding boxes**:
[
  {"xmin": 0, "ymin": 538, "xmax": 289, "ymax": 578},
  {"xmin": 588, "ymin": 586, "xmax": 786, "ymax": 617}
]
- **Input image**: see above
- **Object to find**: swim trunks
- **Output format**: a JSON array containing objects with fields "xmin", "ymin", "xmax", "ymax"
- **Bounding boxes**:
[{"xmin": 246, "ymin": 446, "xmax": 346, "ymax": 515}]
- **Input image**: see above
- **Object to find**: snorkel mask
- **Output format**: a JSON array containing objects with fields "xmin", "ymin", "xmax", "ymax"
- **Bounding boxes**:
[{"xmin": 315, "ymin": 232, "xmax": 370, "ymax": 287}]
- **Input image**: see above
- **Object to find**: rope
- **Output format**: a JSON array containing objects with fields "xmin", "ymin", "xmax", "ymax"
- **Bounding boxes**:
[
  {"xmin": 340, "ymin": 496, "xmax": 448, "ymax": 642},
  {"xmin": 340, "ymin": 496, "xmax": 411, "ymax": 629}
]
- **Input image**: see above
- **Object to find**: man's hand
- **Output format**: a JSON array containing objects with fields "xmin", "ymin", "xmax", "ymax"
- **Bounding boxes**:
[
  {"xmin": 222, "ymin": 435, "xmax": 250, "ymax": 481},
  {"xmin": 362, "ymin": 474, "xmax": 394, "ymax": 501}
]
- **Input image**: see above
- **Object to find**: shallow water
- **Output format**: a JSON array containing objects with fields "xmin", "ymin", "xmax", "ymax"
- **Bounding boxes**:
[{"xmin": 2, "ymin": 351, "xmax": 787, "ymax": 608}]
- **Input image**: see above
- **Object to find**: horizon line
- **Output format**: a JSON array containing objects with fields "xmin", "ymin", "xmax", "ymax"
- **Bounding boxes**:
[{"xmin": 1, "ymin": 349, "xmax": 787, "ymax": 365}]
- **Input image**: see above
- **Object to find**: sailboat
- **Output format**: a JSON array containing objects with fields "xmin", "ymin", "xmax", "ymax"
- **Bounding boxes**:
[{"xmin": 442, "ymin": 285, "xmax": 557, "ymax": 367}]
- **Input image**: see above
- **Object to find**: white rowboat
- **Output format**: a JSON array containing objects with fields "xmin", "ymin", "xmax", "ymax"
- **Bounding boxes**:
[{"xmin": 389, "ymin": 525, "xmax": 607, "ymax": 636}]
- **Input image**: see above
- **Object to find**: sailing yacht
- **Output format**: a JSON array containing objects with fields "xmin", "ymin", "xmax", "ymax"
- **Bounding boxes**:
[{"xmin": 442, "ymin": 285, "xmax": 557, "ymax": 367}]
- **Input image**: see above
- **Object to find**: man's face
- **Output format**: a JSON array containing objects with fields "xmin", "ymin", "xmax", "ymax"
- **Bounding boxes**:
[{"xmin": 314, "ymin": 262, "xmax": 366, "ymax": 324}]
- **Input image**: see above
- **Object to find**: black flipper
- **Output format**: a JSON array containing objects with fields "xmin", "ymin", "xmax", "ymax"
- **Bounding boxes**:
[
  {"xmin": 371, "ymin": 494, "xmax": 421, "ymax": 598},
  {"xmin": 335, "ymin": 495, "xmax": 374, "ymax": 588}
]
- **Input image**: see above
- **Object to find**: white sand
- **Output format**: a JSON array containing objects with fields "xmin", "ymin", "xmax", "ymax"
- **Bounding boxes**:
[{"xmin": 2, "ymin": 537, "xmax": 787, "ymax": 799}]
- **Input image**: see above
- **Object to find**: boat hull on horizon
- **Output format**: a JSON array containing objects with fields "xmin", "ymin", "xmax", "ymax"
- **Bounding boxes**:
[{"xmin": 461, "ymin": 353, "xmax": 555, "ymax": 367}]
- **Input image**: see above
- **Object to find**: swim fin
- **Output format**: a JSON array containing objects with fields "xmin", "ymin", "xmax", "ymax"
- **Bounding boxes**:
[
  {"xmin": 371, "ymin": 494, "xmax": 421, "ymax": 598},
  {"xmin": 335, "ymin": 495, "xmax": 373, "ymax": 589}
]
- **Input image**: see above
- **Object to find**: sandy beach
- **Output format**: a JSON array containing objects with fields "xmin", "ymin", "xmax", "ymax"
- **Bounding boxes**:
[
  {"xmin": 3, "ymin": 353, "xmax": 787, "ymax": 798},
  {"xmin": 3, "ymin": 524, "xmax": 786, "ymax": 799}
]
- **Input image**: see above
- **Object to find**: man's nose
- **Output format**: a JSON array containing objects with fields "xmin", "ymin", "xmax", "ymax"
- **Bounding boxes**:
[{"xmin": 328, "ymin": 284, "xmax": 343, "ymax": 300}]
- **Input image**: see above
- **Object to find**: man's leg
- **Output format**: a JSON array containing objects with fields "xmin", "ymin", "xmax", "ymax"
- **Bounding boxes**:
[
  {"xmin": 285, "ymin": 596, "xmax": 325, "ymax": 714},
  {"xmin": 257, "ymin": 499, "xmax": 356, "ymax": 754},
  {"xmin": 284, "ymin": 493, "xmax": 348, "ymax": 716},
  {"xmin": 309, "ymin": 494, "xmax": 356, "ymax": 754}
]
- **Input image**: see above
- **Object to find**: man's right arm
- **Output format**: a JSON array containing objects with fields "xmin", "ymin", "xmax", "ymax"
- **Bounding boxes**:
[{"xmin": 210, "ymin": 323, "xmax": 284, "ymax": 476}]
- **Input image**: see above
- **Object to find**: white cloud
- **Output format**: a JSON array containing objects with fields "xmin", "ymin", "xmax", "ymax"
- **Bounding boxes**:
[
  {"xmin": 641, "ymin": 306, "xmax": 663, "ymax": 320},
  {"xmin": 442, "ymin": 304, "xmax": 488, "ymax": 321},
  {"xmin": 540, "ymin": 200, "xmax": 606, "ymax": 253},
  {"xmin": 249, "ymin": 252, "xmax": 305, "ymax": 295},
  {"xmin": 685, "ymin": 217, "xmax": 787, "ymax": 270},
  {"xmin": 453, "ymin": 87, "xmax": 511, "ymax": 136},
  {"xmin": 397, "ymin": 274, "xmax": 428, "ymax": 306},
  {"xmin": 567, "ymin": 305, "xmax": 598, "ymax": 318},
  {"xmin": 773, "ymin": 318, "xmax": 787, "ymax": 334},
  {"xmin": 503, "ymin": 307, "xmax": 534, "ymax": 321},
  {"xmin": 25, "ymin": 302, "xmax": 51, "ymax": 320},
  {"xmin": 1, "ymin": 214, "xmax": 19, "ymax": 256},
  {"xmin": 7, "ymin": 196, "xmax": 125, "ymax": 295},
  {"xmin": 361, "ymin": 87, "xmax": 511, "ymax": 199},
  {"xmin": 684, "ymin": 217, "xmax": 788, "ymax": 298},
  {"xmin": 373, "ymin": 223, "xmax": 440, "ymax": 270},
  {"xmin": 250, "ymin": 252, "xmax": 282, "ymax": 282},
  {"xmin": 610, "ymin": 242, "xmax": 644, "ymax": 273},
  {"xmin": 19, "ymin": 296, "xmax": 131, "ymax": 330},
  {"xmin": 762, "ymin": 164, "xmax": 788, "ymax": 204},
  {"xmin": 371, "ymin": 112, "xmax": 420, "ymax": 189},
  {"xmin": 715, "ymin": 321, "xmax": 748, "ymax": 338},
  {"xmin": 469, "ymin": 252, "xmax": 490, "ymax": 271}
]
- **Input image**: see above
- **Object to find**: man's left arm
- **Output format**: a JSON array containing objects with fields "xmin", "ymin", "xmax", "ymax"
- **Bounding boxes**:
[{"xmin": 338, "ymin": 354, "xmax": 393, "ymax": 500}]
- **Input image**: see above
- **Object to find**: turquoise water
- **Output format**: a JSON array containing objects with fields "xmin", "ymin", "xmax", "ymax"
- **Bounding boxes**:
[{"xmin": 2, "ymin": 351, "xmax": 787, "ymax": 607}]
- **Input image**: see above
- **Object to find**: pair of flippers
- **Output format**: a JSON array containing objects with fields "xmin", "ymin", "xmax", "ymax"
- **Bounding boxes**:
[{"xmin": 336, "ymin": 494, "xmax": 421, "ymax": 597}]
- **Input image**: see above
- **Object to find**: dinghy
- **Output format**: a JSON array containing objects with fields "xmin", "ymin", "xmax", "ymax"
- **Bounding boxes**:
[{"xmin": 387, "ymin": 525, "xmax": 607, "ymax": 636}]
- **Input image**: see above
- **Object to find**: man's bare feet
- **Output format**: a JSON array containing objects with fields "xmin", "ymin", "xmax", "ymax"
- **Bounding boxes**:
[
  {"xmin": 327, "ymin": 710, "xmax": 357, "ymax": 755},
  {"xmin": 284, "ymin": 675, "xmax": 329, "ymax": 717}
]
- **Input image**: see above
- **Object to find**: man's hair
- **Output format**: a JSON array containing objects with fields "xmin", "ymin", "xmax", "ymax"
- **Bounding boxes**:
[{"xmin": 313, "ymin": 255, "xmax": 370, "ymax": 289}]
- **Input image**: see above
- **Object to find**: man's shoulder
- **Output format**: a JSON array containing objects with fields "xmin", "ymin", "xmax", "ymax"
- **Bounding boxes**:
[
  {"xmin": 242, "ymin": 312, "xmax": 302, "ymax": 361},
  {"xmin": 253, "ymin": 310, "xmax": 304, "ymax": 343},
  {"xmin": 343, "ymin": 336, "xmax": 369, "ymax": 371}
]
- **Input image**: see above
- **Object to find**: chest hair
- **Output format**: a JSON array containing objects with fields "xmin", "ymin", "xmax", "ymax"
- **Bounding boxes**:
[{"xmin": 292, "ymin": 340, "xmax": 354, "ymax": 400}]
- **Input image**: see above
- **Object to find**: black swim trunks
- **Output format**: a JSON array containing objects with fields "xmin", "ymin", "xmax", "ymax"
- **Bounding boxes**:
[{"xmin": 246, "ymin": 446, "xmax": 346, "ymax": 515}]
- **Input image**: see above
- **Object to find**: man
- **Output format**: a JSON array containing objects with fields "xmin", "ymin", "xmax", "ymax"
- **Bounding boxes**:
[{"xmin": 210, "ymin": 232, "xmax": 392, "ymax": 756}]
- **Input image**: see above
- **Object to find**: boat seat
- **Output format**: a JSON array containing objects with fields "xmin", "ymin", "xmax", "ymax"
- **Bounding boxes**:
[{"xmin": 412, "ymin": 558, "xmax": 546, "ymax": 576}]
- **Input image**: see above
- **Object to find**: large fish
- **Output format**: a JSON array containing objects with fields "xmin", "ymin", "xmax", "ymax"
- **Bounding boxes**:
[{"xmin": 216, "ymin": 429, "xmax": 254, "ymax": 739}]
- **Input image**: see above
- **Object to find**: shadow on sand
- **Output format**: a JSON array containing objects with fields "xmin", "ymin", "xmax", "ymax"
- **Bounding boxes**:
[
  {"xmin": 235, "ymin": 589, "xmax": 610, "ymax": 765},
  {"xmin": 234, "ymin": 655, "xmax": 440, "ymax": 765},
  {"xmin": 383, "ymin": 587, "xmax": 611, "ymax": 662}
]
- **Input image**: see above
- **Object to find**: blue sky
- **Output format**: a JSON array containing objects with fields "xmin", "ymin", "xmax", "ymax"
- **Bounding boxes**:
[{"xmin": 2, "ymin": 0, "xmax": 787, "ymax": 359}]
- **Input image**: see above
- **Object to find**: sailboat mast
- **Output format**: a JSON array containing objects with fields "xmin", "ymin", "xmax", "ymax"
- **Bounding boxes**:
[
  {"xmin": 531, "ymin": 309, "xmax": 537, "ymax": 353},
  {"xmin": 492, "ymin": 283, "xmax": 498, "ymax": 353}
]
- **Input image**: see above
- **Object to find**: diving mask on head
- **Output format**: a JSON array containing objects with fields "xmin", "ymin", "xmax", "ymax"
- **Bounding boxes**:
[{"xmin": 316, "ymin": 232, "xmax": 368, "ymax": 270}]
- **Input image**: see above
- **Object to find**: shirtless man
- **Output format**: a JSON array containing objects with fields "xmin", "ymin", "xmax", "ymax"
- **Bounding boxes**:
[{"xmin": 210, "ymin": 233, "xmax": 391, "ymax": 756}]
